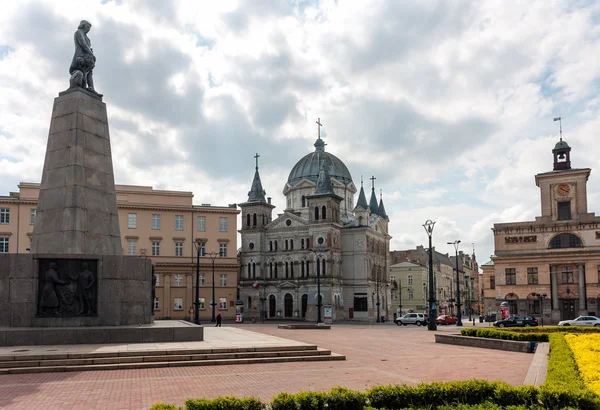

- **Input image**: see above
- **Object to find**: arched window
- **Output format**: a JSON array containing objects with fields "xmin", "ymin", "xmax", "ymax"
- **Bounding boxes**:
[
  {"xmin": 408, "ymin": 288, "xmax": 414, "ymax": 300},
  {"xmin": 252, "ymin": 263, "xmax": 256, "ymax": 278},
  {"xmin": 290, "ymin": 261, "xmax": 294, "ymax": 278},
  {"xmin": 314, "ymin": 207, "xmax": 319, "ymax": 220},
  {"xmin": 246, "ymin": 214, "xmax": 250, "ymax": 227},
  {"xmin": 290, "ymin": 240, "xmax": 294, "ymax": 250},
  {"xmin": 306, "ymin": 260, "xmax": 310, "ymax": 277},
  {"xmin": 247, "ymin": 263, "xmax": 251, "ymax": 278},
  {"xmin": 322, "ymin": 206, "xmax": 327, "ymax": 219},
  {"xmin": 316, "ymin": 258, "xmax": 320, "ymax": 275},
  {"xmin": 322, "ymin": 259, "xmax": 326, "ymax": 276},
  {"xmin": 285, "ymin": 240, "xmax": 288, "ymax": 250},
  {"xmin": 301, "ymin": 261, "xmax": 305, "ymax": 277},
  {"xmin": 285, "ymin": 261, "xmax": 289, "ymax": 278},
  {"xmin": 274, "ymin": 262, "xmax": 278, "ymax": 278},
  {"xmin": 549, "ymin": 233, "xmax": 583, "ymax": 249},
  {"xmin": 301, "ymin": 238, "xmax": 304, "ymax": 249},
  {"xmin": 302, "ymin": 195, "xmax": 306, "ymax": 207},
  {"xmin": 269, "ymin": 262, "xmax": 273, "ymax": 278},
  {"xmin": 253, "ymin": 213, "xmax": 257, "ymax": 226},
  {"xmin": 269, "ymin": 241, "xmax": 273, "ymax": 251},
  {"xmin": 275, "ymin": 241, "xmax": 278, "ymax": 251}
]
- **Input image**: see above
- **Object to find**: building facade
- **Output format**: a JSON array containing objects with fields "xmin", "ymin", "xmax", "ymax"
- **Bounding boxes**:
[
  {"xmin": 238, "ymin": 134, "xmax": 392, "ymax": 322},
  {"xmin": 389, "ymin": 262, "xmax": 428, "ymax": 317},
  {"xmin": 0, "ymin": 183, "xmax": 240, "ymax": 320},
  {"xmin": 488, "ymin": 140, "xmax": 600, "ymax": 323}
]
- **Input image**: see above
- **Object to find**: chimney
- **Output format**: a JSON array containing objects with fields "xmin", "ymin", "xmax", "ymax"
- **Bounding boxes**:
[{"xmin": 267, "ymin": 197, "xmax": 271, "ymax": 204}]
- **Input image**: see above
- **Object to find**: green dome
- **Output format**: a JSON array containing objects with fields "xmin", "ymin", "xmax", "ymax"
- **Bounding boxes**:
[{"xmin": 554, "ymin": 140, "xmax": 570, "ymax": 150}]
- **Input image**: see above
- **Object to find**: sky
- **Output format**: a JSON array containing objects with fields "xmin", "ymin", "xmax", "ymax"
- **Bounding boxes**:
[{"xmin": 2, "ymin": 0, "xmax": 600, "ymax": 265}]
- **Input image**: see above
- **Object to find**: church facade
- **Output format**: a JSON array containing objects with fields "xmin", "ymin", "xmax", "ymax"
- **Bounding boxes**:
[{"xmin": 238, "ymin": 133, "xmax": 392, "ymax": 322}]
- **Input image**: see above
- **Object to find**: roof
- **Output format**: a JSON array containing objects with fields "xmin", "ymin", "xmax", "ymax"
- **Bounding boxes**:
[
  {"xmin": 377, "ymin": 195, "xmax": 388, "ymax": 219},
  {"xmin": 481, "ymin": 260, "xmax": 494, "ymax": 266},
  {"xmin": 247, "ymin": 168, "xmax": 268, "ymax": 203},
  {"xmin": 390, "ymin": 261, "xmax": 422, "ymax": 268},
  {"xmin": 354, "ymin": 183, "xmax": 368, "ymax": 210},
  {"xmin": 287, "ymin": 138, "xmax": 353, "ymax": 186},
  {"xmin": 553, "ymin": 140, "xmax": 570, "ymax": 150},
  {"xmin": 369, "ymin": 188, "xmax": 379, "ymax": 215}
]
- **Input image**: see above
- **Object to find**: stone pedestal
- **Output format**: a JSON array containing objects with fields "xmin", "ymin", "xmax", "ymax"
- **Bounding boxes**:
[{"xmin": 31, "ymin": 88, "xmax": 121, "ymax": 255}]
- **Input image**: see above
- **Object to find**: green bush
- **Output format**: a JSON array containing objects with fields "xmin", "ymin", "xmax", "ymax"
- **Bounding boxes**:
[
  {"xmin": 150, "ymin": 404, "xmax": 181, "ymax": 410},
  {"xmin": 499, "ymin": 326, "xmax": 600, "ymax": 334},
  {"xmin": 460, "ymin": 328, "xmax": 548, "ymax": 341},
  {"xmin": 185, "ymin": 396, "xmax": 263, "ymax": 410},
  {"xmin": 271, "ymin": 387, "xmax": 365, "ymax": 410}
]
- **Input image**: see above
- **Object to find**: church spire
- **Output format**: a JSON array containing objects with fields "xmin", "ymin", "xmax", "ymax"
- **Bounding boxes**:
[
  {"xmin": 247, "ymin": 153, "xmax": 267, "ymax": 203},
  {"xmin": 378, "ymin": 189, "xmax": 388, "ymax": 219},
  {"xmin": 369, "ymin": 175, "xmax": 379, "ymax": 215},
  {"xmin": 354, "ymin": 176, "xmax": 368, "ymax": 210},
  {"xmin": 314, "ymin": 157, "xmax": 333, "ymax": 195}
]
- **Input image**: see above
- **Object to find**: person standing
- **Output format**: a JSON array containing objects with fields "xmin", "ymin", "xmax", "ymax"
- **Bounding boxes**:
[{"xmin": 216, "ymin": 312, "xmax": 222, "ymax": 327}]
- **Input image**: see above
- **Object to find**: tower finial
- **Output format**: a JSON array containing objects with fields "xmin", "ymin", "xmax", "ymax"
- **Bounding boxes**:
[
  {"xmin": 554, "ymin": 117, "xmax": 563, "ymax": 141},
  {"xmin": 370, "ymin": 175, "xmax": 376, "ymax": 190},
  {"xmin": 361, "ymin": 175, "xmax": 363, "ymax": 188},
  {"xmin": 380, "ymin": 188, "xmax": 382, "ymax": 199},
  {"xmin": 254, "ymin": 153, "xmax": 260, "ymax": 170},
  {"xmin": 316, "ymin": 117, "xmax": 323, "ymax": 139}
]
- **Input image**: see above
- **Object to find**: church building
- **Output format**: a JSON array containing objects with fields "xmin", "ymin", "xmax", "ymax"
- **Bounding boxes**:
[
  {"xmin": 238, "ymin": 125, "xmax": 392, "ymax": 322},
  {"xmin": 487, "ymin": 136, "xmax": 600, "ymax": 323}
]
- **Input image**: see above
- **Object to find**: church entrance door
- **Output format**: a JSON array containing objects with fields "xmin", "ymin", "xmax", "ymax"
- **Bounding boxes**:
[
  {"xmin": 284, "ymin": 293, "xmax": 293, "ymax": 318},
  {"xmin": 561, "ymin": 299, "xmax": 576, "ymax": 320},
  {"xmin": 301, "ymin": 294, "xmax": 308, "ymax": 318},
  {"xmin": 269, "ymin": 295, "xmax": 276, "ymax": 318}
]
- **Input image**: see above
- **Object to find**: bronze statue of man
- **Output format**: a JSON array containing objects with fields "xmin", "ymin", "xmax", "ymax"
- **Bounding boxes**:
[{"xmin": 69, "ymin": 20, "xmax": 102, "ymax": 97}]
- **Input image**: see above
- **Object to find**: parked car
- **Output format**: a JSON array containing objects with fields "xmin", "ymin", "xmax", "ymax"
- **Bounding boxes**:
[
  {"xmin": 395, "ymin": 313, "xmax": 427, "ymax": 326},
  {"xmin": 435, "ymin": 315, "xmax": 458, "ymax": 325},
  {"xmin": 558, "ymin": 316, "xmax": 600, "ymax": 327},
  {"xmin": 493, "ymin": 315, "xmax": 538, "ymax": 327}
]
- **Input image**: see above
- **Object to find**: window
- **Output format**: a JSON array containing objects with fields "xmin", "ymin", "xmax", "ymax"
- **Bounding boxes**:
[
  {"xmin": 407, "ymin": 275, "xmax": 413, "ymax": 285},
  {"xmin": 353, "ymin": 294, "xmax": 368, "ymax": 312},
  {"xmin": 173, "ymin": 274, "xmax": 184, "ymax": 287},
  {"xmin": 30, "ymin": 209, "xmax": 36, "ymax": 225},
  {"xmin": 127, "ymin": 240, "xmax": 137, "ymax": 256},
  {"xmin": 561, "ymin": 267, "xmax": 574, "ymax": 284},
  {"xmin": 408, "ymin": 288, "xmax": 414, "ymax": 300},
  {"xmin": 508, "ymin": 301, "xmax": 518, "ymax": 315},
  {"xmin": 219, "ymin": 297, "xmax": 227, "ymax": 309},
  {"xmin": 199, "ymin": 242, "xmax": 206, "ymax": 257},
  {"xmin": 173, "ymin": 297, "xmax": 183, "ymax": 311},
  {"xmin": 152, "ymin": 241, "xmax": 160, "ymax": 256},
  {"xmin": 246, "ymin": 214, "xmax": 250, "ymax": 227},
  {"xmin": 127, "ymin": 213, "xmax": 137, "ymax": 228},
  {"xmin": 175, "ymin": 215, "xmax": 184, "ymax": 231},
  {"xmin": 253, "ymin": 213, "xmax": 257, "ymax": 226},
  {"xmin": 490, "ymin": 275, "xmax": 495, "ymax": 289},
  {"xmin": 198, "ymin": 297, "xmax": 206, "ymax": 309},
  {"xmin": 220, "ymin": 274, "xmax": 227, "ymax": 287},
  {"xmin": 0, "ymin": 208, "xmax": 9, "ymax": 224},
  {"xmin": 505, "ymin": 268, "xmax": 516, "ymax": 285},
  {"xmin": 175, "ymin": 242, "xmax": 183, "ymax": 257},
  {"xmin": 314, "ymin": 207, "xmax": 319, "ymax": 220},
  {"xmin": 549, "ymin": 233, "xmax": 583, "ymax": 248},
  {"xmin": 154, "ymin": 274, "xmax": 160, "ymax": 286},
  {"xmin": 322, "ymin": 206, "xmax": 327, "ymax": 219},
  {"xmin": 527, "ymin": 267, "xmax": 538, "ymax": 284},
  {"xmin": 528, "ymin": 299, "xmax": 540, "ymax": 315},
  {"xmin": 152, "ymin": 214, "xmax": 161, "ymax": 229},
  {"xmin": 199, "ymin": 274, "xmax": 205, "ymax": 286},
  {"xmin": 153, "ymin": 298, "xmax": 160, "ymax": 311},
  {"xmin": 557, "ymin": 201, "xmax": 571, "ymax": 221},
  {"xmin": 197, "ymin": 216, "xmax": 206, "ymax": 231},
  {"xmin": 0, "ymin": 238, "xmax": 8, "ymax": 253},
  {"xmin": 219, "ymin": 243, "xmax": 227, "ymax": 257},
  {"xmin": 219, "ymin": 217, "xmax": 227, "ymax": 232}
]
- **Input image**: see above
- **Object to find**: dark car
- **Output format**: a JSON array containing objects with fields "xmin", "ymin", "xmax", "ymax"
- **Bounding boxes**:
[
  {"xmin": 435, "ymin": 315, "xmax": 458, "ymax": 325},
  {"xmin": 493, "ymin": 315, "xmax": 538, "ymax": 328}
]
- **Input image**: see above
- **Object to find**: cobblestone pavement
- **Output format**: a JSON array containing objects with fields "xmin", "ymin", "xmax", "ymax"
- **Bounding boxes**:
[{"xmin": 0, "ymin": 324, "xmax": 533, "ymax": 410}]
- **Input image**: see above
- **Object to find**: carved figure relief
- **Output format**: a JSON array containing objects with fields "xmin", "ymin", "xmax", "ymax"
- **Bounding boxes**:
[{"xmin": 38, "ymin": 259, "xmax": 98, "ymax": 317}]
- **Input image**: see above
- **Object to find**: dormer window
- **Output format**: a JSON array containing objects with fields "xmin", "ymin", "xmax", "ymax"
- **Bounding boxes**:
[{"xmin": 557, "ymin": 201, "xmax": 571, "ymax": 221}]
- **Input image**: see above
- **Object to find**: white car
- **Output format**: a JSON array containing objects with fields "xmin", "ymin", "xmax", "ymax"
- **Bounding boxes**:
[
  {"xmin": 395, "ymin": 313, "xmax": 427, "ymax": 326},
  {"xmin": 558, "ymin": 316, "xmax": 600, "ymax": 327}
]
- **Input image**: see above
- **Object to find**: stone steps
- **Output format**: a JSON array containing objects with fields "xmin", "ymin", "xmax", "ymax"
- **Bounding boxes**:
[{"xmin": 0, "ymin": 346, "xmax": 345, "ymax": 374}]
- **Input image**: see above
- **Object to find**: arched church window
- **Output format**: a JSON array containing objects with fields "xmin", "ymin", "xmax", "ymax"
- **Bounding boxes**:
[
  {"xmin": 314, "ymin": 207, "xmax": 319, "ymax": 220},
  {"xmin": 253, "ymin": 213, "xmax": 257, "ymax": 226},
  {"xmin": 290, "ymin": 261, "xmax": 294, "ymax": 278},
  {"xmin": 322, "ymin": 206, "xmax": 327, "ymax": 219},
  {"xmin": 549, "ymin": 233, "xmax": 583, "ymax": 249},
  {"xmin": 302, "ymin": 195, "xmax": 306, "ymax": 207},
  {"xmin": 316, "ymin": 258, "xmax": 320, "ymax": 275},
  {"xmin": 275, "ymin": 241, "xmax": 278, "ymax": 251},
  {"xmin": 252, "ymin": 263, "xmax": 256, "ymax": 278},
  {"xmin": 269, "ymin": 262, "xmax": 273, "ymax": 278},
  {"xmin": 274, "ymin": 263, "xmax": 278, "ymax": 278},
  {"xmin": 285, "ymin": 240, "xmax": 288, "ymax": 250},
  {"xmin": 306, "ymin": 260, "xmax": 310, "ymax": 277},
  {"xmin": 269, "ymin": 241, "xmax": 273, "ymax": 251},
  {"xmin": 285, "ymin": 261, "xmax": 289, "ymax": 278},
  {"xmin": 322, "ymin": 259, "xmax": 326, "ymax": 276},
  {"xmin": 246, "ymin": 214, "xmax": 250, "ymax": 227},
  {"xmin": 290, "ymin": 240, "xmax": 294, "ymax": 250},
  {"xmin": 301, "ymin": 238, "xmax": 304, "ymax": 249},
  {"xmin": 301, "ymin": 261, "xmax": 305, "ymax": 277},
  {"xmin": 247, "ymin": 263, "xmax": 251, "ymax": 278}
]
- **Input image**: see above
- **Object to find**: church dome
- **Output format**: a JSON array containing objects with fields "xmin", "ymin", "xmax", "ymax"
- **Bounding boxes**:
[
  {"xmin": 554, "ymin": 140, "xmax": 570, "ymax": 150},
  {"xmin": 287, "ymin": 139, "xmax": 353, "ymax": 185}
]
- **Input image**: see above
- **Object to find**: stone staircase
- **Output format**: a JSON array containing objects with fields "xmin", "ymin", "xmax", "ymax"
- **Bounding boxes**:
[{"xmin": 0, "ymin": 345, "xmax": 344, "ymax": 374}]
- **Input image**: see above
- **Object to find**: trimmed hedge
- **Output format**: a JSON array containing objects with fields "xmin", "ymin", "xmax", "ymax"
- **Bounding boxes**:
[
  {"xmin": 499, "ymin": 326, "xmax": 600, "ymax": 334},
  {"xmin": 460, "ymin": 328, "xmax": 549, "ymax": 341}
]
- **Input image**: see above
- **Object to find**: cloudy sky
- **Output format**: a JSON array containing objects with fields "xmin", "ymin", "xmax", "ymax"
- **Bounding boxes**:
[{"xmin": 2, "ymin": 0, "xmax": 600, "ymax": 264}]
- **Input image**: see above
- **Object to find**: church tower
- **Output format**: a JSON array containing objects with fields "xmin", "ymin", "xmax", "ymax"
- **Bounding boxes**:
[
  {"xmin": 306, "ymin": 158, "xmax": 343, "ymax": 225},
  {"xmin": 353, "ymin": 177, "xmax": 369, "ymax": 226}
]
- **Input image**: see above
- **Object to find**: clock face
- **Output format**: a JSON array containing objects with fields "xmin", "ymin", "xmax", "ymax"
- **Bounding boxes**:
[{"xmin": 556, "ymin": 184, "xmax": 570, "ymax": 196}]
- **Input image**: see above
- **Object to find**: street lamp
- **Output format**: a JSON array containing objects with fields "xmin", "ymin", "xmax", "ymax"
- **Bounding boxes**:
[
  {"xmin": 206, "ymin": 251, "xmax": 218, "ymax": 323},
  {"xmin": 535, "ymin": 293, "xmax": 548, "ymax": 327},
  {"xmin": 192, "ymin": 241, "xmax": 202, "ymax": 325},
  {"xmin": 423, "ymin": 220, "xmax": 437, "ymax": 331},
  {"xmin": 309, "ymin": 248, "xmax": 328, "ymax": 324},
  {"xmin": 448, "ymin": 240, "xmax": 463, "ymax": 327}
]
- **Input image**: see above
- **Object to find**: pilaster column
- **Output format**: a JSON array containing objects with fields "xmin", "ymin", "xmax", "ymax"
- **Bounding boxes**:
[
  {"xmin": 550, "ymin": 265, "xmax": 558, "ymax": 309},
  {"xmin": 578, "ymin": 263, "xmax": 586, "ymax": 313}
]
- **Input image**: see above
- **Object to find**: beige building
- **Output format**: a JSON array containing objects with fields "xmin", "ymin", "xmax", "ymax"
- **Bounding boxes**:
[
  {"xmin": 389, "ymin": 262, "xmax": 428, "ymax": 317},
  {"xmin": 0, "ymin": 183, "xmax": 240, "ymax": 321},
  {"xmin": 487, "ymin": 140, "xmax": 600, "ymax": 323}
]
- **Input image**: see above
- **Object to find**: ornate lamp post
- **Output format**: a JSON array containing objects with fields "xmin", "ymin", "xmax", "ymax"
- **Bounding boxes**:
[
  {"xmin": 423, "ymin": 220, "xmax": 437, "ymax": 331},
  {"xmin": 309, "ymin": 248, "xmax": 328, "ymax": 324},
  {"xmin": 192, "ymin": 241, "xmax": 202, "ymax": 325},
  {"xmin": 448, "ymin": 240, "xmax": 463, "ymax": 327},
  {"xmin": 206, "ymin": 251, "xmax": 218, "ymax": 323}
]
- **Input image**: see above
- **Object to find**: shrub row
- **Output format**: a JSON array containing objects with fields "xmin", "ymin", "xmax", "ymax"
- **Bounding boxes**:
[
  {"xmin": 460, "ymin": 328, "xmax": 549, "ymax": 341},
  {"xmin": 150, "ymin": 379, "xmax": 600, "ymax": 410},
  {"xmin": 499, "ymin": 326, "xmax": 600, "ymax": 334}
]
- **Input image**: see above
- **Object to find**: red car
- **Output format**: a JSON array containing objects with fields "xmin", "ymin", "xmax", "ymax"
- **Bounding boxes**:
[{"xmin": 435, "ymin": 315, "xmax": 458, "ymax": 325}]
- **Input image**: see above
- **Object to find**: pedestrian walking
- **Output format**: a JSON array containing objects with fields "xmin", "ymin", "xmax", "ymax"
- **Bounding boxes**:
[{"xmin": 216, "ymin": 312, "xmax": 222, "ymax": 327}]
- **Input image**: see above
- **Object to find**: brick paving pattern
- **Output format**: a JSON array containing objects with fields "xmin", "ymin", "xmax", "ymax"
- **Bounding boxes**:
[{"xmin": 0, "ymin": 324, "xmax": 533, "ymax": 410}]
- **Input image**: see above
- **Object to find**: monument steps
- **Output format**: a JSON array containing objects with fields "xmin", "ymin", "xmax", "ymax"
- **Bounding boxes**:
[{"xmin": 0, "ymin": 346, "xmax": 345, "ymax": 374}]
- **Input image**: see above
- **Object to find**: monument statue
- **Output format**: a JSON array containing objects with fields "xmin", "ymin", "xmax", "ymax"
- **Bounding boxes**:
[
  {"xmin": 69, "ymin": 20, "xmax": 102, "ymax": 97},
  {"xmin": 39, "ymin": 262, "xmax": 69, "ymax": 316}
]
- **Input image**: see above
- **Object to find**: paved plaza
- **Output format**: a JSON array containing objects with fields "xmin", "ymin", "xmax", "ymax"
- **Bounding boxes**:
[{"xmin": 0, "ymin": 324, "xmax": 533, "ymax": 410}]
